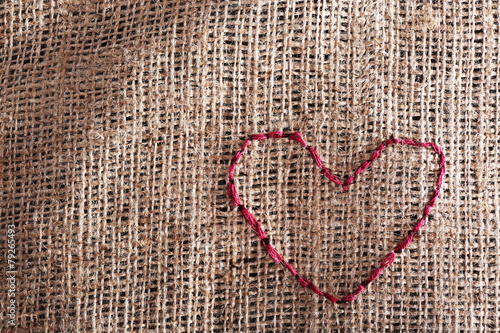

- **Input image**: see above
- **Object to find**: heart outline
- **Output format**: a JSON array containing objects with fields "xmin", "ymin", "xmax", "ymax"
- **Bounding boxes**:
[{"xmin": 227, "ymin": 131, "xmax": 446, "ymax": 303}]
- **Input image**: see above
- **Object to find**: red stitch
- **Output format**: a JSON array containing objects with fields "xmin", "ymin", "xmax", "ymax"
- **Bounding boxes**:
[
  {"xmin": 298, "ymin": 276, "xmax": 311, "ymax": 287},
  {"xmin": 356, "ymin": 160, "xmax": 370, "ymax": 176},
  {"xmin": 252, "ymin": 133, "xmax": 267, "ymax": 141},
  {"xmin": 228, "ymin": 164, "xmax": 236, "ymax": 180},
  {"xmin": 403, "ymin": 139, "xmax": 415, "ymax": 145},
  {"xmin": 428, "ymin": 195, "xmax": 438, "ymax": 207},
  {"xmin": 394, "ymin": 232, "xmax": 414, "ymax": 253},
  {"xmin": 289, "ymin": 132, "xmax": 307, "ymax": 147},
  {"xmin": 342, "ymin": 175, "xmax": 355, "ymax": 191},
  {"xmin": 380, "ymin": 252, "xmax": 396, "ymax": 268},
  {"xmin": 242, "ymin": 139, "xmax": 251, "ymax": 150},
  {"xmin": 324, "ymin": 292, "xmax": 339, "ymax": 303},
  {"xmin": 228, "ymin": 180, "xmax": 241, "ymax": 206},
  {"xmin": 362, "ymin": 267, "xmax": 383, "ymax": 286},
  {"xmin": 309, "ymin": 283, "xmax": 322, "ymax": 296},
  {"xmin": 263, "ymin": 242, "xmax": 284, "ymax": 263},
  {"xmin": 282, "ymin": 261, "xmax": 298, "ymax": 276},
  {"xmin": 267, "ymin": 131, "xmax": 284, "ymax": 138},
  {"xmin": 340, "ymin": 285, "xmax": 365, "ymax": 303},
  {"xmin": 308, "ymin": 147, "xmax": 324, "ymax": 169},
  {"xmin": 240, "ymin": 206, "xmax": 266, "ymax": 239},
  {"xmin": 228, "ymin": 132, "xmax": 446, "ymax": 303},
  {"xmin": 321, "ymin": 168, "xmax": 342, "ymax": 185},
  {"xmin": 232, "ymin": 150, "xmax": 243, "ymax": 164},
  {"xmin": 412, "ymin": 218, "xmax": 426, "ymax": 233}
]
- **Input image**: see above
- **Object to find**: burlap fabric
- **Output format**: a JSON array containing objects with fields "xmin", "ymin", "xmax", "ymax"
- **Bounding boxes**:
[{"xmin": 1, "ymin": 0, "xmax": 499, "ymax": 332}]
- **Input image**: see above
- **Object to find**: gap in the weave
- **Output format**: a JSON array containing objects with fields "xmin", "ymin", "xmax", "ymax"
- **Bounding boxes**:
[{"xmin": 234, "ymin": 136, "xmax": 439, "ymax": 299}]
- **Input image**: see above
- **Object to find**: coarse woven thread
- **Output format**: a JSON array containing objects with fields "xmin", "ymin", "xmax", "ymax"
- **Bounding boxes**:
[{"xmin": 227, "ymin": 131, "xmax": 446, "ymax": 304}]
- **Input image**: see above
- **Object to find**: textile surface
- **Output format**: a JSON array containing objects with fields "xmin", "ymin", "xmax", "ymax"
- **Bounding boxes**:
[{"xmin": 1, "ymin": 0, "xmax": 499, "ymax": 332}]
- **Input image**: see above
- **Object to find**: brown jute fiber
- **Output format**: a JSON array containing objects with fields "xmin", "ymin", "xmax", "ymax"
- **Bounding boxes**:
[{"xmin": 1, "ymin": 1, "xmax": 499, "ymax": 332}]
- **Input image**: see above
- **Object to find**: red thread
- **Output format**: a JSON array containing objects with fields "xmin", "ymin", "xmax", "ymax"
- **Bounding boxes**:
[
  {"xmin": 228, "ymin": 131, "xmax": 446, "ymax": 303},
  {"xmin": 281, "ymin": 261, "xmax": 298, "ymax": 276},
  {"xmin": 251, "ymin": 133, "xmax": 267, "ymax": 141},
  {"xmin": 394, "ymin": 232, "xmax": 414, "ymax": 253},
  {"xmin": 289, "ymin": 132, "xmax": 307, "ymax": 147},
  {"xmin": 380, "ymin": 252, "xmax": 396, "ymax": 268},
  {"xmin": 267, "ymin": 131, "xmax": 284, "ymax": 138},
  {"xmin": 324, "ymin": 292, "xmax": 339, "ymax": 303},
  {"xmin": 227, "ymin": 180, "xmax": 241, "ymax": 207},
  {"xmin": 321, "ymin": 168, "xmax": 342, "ymax": 185},
  {"xmin": 298, "ymin": 276, "xmax": 311, "ymax": 288}
]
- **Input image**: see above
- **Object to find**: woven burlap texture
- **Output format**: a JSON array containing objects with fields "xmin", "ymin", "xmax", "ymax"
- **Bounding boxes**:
[{"xmin": 1, "ymin": 0, "xmax": 499, "ymax": 332}]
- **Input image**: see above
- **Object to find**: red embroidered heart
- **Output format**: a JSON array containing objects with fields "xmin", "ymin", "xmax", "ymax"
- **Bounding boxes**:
[{"xmin": 227, "ymin": 131, "xmax": 446, "ymax": 303}]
